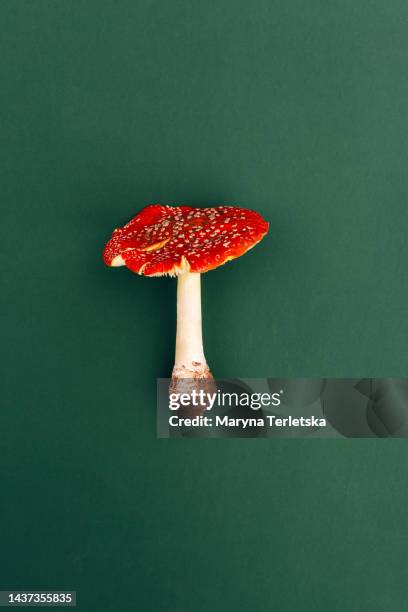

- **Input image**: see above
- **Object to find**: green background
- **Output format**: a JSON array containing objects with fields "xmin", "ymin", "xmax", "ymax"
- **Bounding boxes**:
[{"xmin": 2, "ymin": 1, "xmax": 408, "ymax": 610}]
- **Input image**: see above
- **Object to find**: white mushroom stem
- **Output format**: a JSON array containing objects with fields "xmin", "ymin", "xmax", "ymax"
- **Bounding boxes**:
[{"xmin": 172, "ymin": 272, "xmax": 212, "ymax": 379}]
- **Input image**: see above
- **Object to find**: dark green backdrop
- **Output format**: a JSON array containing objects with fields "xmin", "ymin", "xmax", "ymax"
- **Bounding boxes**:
[{"xmin": 2, "ymin": 1, "xmax": 408, "ymax": 610}]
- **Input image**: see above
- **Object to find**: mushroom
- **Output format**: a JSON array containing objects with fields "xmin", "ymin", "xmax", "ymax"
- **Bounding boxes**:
[{"xmin": 103, "ymin": 205, "xmax": 269, "ymax": 389}]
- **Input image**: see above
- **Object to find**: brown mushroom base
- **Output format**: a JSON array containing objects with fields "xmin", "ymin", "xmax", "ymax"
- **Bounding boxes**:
[
  {"xmin": 171, "ymin": 361, "xmax": 213, "ymax": 380},
  {"xmin": 169, "ymin": 364, "xmax": 216, "ymax": 417}
]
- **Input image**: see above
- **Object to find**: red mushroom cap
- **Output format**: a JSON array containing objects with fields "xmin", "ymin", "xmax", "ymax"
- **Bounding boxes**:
[{"xmin": 103, "ymin": 205, "xmax": 269, "ymax": 276}]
